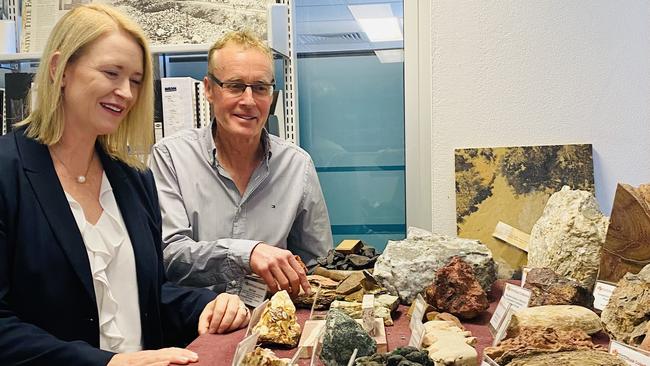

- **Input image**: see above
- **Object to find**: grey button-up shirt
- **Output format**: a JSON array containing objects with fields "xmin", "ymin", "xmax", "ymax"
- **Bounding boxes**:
[{"xmin": 149, "ymin": 123, "xmax": 333, "ymax": 293}]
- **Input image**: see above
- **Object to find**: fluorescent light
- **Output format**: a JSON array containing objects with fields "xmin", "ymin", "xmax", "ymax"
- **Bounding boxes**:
[
  {"xmin": 349, "ymin": 4, "xmax": 403, "ymax": 43},
  {"xmin": 374, "ymin": 49, "xmax": 404, "ymax": 63}
]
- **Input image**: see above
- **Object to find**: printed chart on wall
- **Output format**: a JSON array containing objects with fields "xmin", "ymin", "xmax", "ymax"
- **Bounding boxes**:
[
  {"xmin": 20, "ymin": 0, "xmax": 275, "ymax": 53},
  {"xmin": 454, "ymin": 144, "xmax": 594, "ymax": 273}
]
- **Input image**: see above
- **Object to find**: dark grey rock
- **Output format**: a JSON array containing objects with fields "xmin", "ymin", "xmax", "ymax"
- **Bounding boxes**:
[{"xmin": 321, "ymin": 309, "xmax": 376, "ymax": 366}]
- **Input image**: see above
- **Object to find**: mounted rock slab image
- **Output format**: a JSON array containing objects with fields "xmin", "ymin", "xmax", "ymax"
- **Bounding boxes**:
[
  {"xmin": 320, "ymin": 309, "xmax": 376, "ymax": 366},
  {"xmin": 528, "ymin": 186, "xmax": 609, "ymax": 289},
  {"xmin": 373, "ymin": 227, "xmax": 496, "ymax": 304}
]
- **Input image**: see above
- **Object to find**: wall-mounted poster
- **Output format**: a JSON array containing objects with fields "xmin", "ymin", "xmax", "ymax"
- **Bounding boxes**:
[
  {"xmin": 21, "ymin": 0, "xmax": 275, "ymax": 52},
  {"xmin": 455, "ymin": 144, "xmax": 594, "ymax": 273}
]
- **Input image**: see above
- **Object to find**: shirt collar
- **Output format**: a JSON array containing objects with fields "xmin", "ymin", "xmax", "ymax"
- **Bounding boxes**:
[{"xmin": 202, "ymin": 119, "xmax": 273, "ymax": 167}]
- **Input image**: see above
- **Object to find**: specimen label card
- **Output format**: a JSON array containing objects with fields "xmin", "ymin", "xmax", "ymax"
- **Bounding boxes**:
[
  {"xmin": 593, "ymin": 281, "xmax": 616, "ymax": 311},
  {"xmin": 239, "ymin": 274, "xmax": 268, "ymax": 308},
  {"xmin": 489, "ymin": 284, "xmax": 530, "ymax": 334},
  {"xmin": 609, "ymin": 340, "xmax": 650, "ymax": 365}
]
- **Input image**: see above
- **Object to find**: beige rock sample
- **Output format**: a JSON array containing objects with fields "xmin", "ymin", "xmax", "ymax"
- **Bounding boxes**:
[
  {"xmin": 485, "ymin": 327, "xmax": 605, "ymax": 365},
  {"xmin": 294, "ymin": 275, "xmax": 340, "ymax": 310},
  {"xmin": 507, "ymin": 305, "xmax": 601, "ymax": 338},
  {"xmin": 524, "ymin": 268, "xmax": 593, "ymax": 307},
  {"xmin": 241, "ymin": 347, "xmax": 290, "ymax": 366},
  {"xmin": 601, "ymin": 263, "xmax": 650, "ymax": 348},
  {"xmin": 329, "ymin": 294, "xmax": 399, "ymax": 326},
  {"xmin": 507, "ymin": 350, "xmax": 627, "ymax": 366},
  {"xmin": 528, "ymin": 186, "xmax": 609, "ymax": 289},
  {"xmin": 252, "ymin": 290, "xmax": 301, "ymax": 347},
  {"xmin": 422, "ymin": 320, "xmax": 477, "ymax": 366}
]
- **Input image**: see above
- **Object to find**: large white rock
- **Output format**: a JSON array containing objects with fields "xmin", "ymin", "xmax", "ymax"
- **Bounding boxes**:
[
  {"xmin": 528, "ymin": 186, "xmax": 609, "ymax": 289},
  {"xmin": 373, "ymin": 227, "xmax": 497, "ymax": 304}
]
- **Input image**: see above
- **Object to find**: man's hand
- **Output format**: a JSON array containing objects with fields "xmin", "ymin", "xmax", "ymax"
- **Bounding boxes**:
[
  {"xmin": 250, "ymin": 243, "xmax": 311, "ymax": 297},
  {"xmin": 108, "ymin": 348, "xmax": 198, "ymax": 366},
  {"xmin": 198, "ymin": 293, "xmax": 249, "ymax": 335}
]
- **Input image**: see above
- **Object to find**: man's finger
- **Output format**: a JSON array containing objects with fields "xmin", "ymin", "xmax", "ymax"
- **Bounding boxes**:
[
  {"xmin": 197, "ymin": 300, "xmax": 214, "ymax": 335},
  {"xmin": 270, "ymin": 265, "xmax": 290, "ymax": 293},
  {"xmin": 217, "ymin": 296, "xmax": 239, "ymax": 333},
  {"xmin": 227, "ymin": 305, "xmax": 249, "ymax": 332},
  {"xmin": 208, "ymin": 295, "xmax": 228, "ymax": 334},
  {"xmin": 288, "ymin": 255, "xmax": 311, "ymax": 295}
]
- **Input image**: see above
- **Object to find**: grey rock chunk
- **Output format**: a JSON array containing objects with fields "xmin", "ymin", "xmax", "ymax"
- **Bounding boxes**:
[
  {"xmin": 528, "ymin": 186, "xmax": 609, "ymax": 289},
  {"xmin": 321, "ymin": 309, "xmax": 376, "ymax": 366},
  {"xmin": 601, "ymin": 263, "xmax": 650, "ymax": 348},
  {"xmin": 373, "ymin": 227, "xmax": 497, "ymax": 304}
]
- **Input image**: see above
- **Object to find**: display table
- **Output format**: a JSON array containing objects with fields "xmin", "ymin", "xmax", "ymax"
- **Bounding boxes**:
[{"xmin": 177, "ymin": 281, "xmax": 609, "ymax": 365}]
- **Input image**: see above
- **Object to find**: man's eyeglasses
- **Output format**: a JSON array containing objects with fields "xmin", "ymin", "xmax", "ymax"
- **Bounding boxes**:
[{"xmin": 207, "ymin": 73, "xmax": 274, "ymax": 98}]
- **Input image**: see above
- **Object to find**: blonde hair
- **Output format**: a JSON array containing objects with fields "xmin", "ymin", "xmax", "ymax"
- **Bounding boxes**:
[
  {"xmin": 207, "ymin": 30, "xmax": 273, "ymax": 73},
  {"xmin": 18, "ymin": 3, "xmax": 153, "ymax": 170}
]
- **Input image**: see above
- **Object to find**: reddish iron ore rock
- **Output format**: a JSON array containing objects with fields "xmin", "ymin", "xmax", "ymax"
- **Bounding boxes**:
[{"xmin": 424, "ymin": 256, "xmax": 489, "ymax": 319}]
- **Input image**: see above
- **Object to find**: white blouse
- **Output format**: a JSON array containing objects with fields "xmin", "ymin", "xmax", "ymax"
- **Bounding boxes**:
[{"xmin": 65, "ymin": 172, "xmax": 143, "ymax": 353}]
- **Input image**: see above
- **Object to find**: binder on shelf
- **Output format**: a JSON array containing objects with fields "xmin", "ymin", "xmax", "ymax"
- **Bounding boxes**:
[
  {"xmin": 195, "ymin": 81, "xmax": 210, "ymax": 129},
  {"xmin": 4, "ymin": 72, "xmax": 34, "ymax": 133},
  {"xmin": 153, "ymin": 79, "xmax": 163, "ymax": 142}
]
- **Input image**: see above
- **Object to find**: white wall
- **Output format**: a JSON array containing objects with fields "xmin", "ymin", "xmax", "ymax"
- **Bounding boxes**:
[{"xmin": 430, "ymin": 1, "xmax": 650, "ymax": 235}]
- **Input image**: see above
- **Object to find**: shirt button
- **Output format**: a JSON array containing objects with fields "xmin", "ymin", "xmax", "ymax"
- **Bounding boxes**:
[
  {"xmin": 230, "ymin": 280, "xmax": 238, "ymax": 286},
  {"xmin": 89, "ymin": 318, "xmax": 95, "ymax": 323}
]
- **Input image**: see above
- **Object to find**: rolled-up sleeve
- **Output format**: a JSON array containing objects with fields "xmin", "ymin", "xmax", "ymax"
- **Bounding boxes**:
[{"xmin": 287, "ymin": 157, "xmax": 333, "ymax": 269}]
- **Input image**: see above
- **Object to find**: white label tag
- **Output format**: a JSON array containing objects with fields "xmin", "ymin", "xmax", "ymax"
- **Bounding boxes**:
[
  {"xmin": 489, "ymin": 284, "xmax": 530, "ymax": 334},
  {"xmin": 407, "ymin": 324, "xmax": 425, "ymax": 349},
  {"xmin": 409, "ymin": 294, "xmax": 427, "ymax": 331},
  {"xmin": 231, "ymin": 332, "xmax": 259, "ymax": 366},
  {"xmin": 609, "ymin": 340, "xmax": 650, "ymax": 365},
  {"xmin": 245, "ymin": 299, "xmax": 269, "ymax": 337},
  {"xmin": 309, "ymin": 326, "xmax": 326, "ymax": 366},
  {"xmin": 593, "ymin": 281, "xmax": 616, "ymax": 311},
  {"xmin": 520, "ymin": 267, "xmax": 532, "ymax": 287},
  {"xmin": 239, "ymin": 274, "xmax": 268, "ymax": 308},
  {"xmin": 492, "ymin": 305, "xmax": 513, "ymax": 346},
  {"xmin": 482, "ymin": 354, "xmax": 501, "ymax": 366}
]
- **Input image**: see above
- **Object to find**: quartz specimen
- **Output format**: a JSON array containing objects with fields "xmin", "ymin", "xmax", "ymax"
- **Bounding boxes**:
[
  {"xmin": 373, "ymin": 227, "xmax": 496, "ymax": 304},
  {"xmin": 422, "ymin": 320, "xmax": 477, "ymax": 366},
  {"xmin": 424, "ymin": 256, "xmax": 489, "ymax": 319},
  {"xmin": 252, "ymin": 290, "xmax": 301, "ymax": 347},
  {"xmin": 599, "ymin": 183, "xmax": 650, "ymax": 283},
  {"xmin": 523, "ymin": 268, "xmax": 593, "ymax": 307},
  {"xmin": 484, "ymin": 327, "xmax": 606, "ymax": 365},
  {"xmin": 506, "ymin": 350, "xmax": 627, "ymax": 366},
  {"xmin": 320, "ymin": 309, "xmax": 376, "ymax": 366},
  {"xmin": 507, "ymin": 305, "xmax": 602, "ymax": 338},
  {"xmin": 601, "ymin": 263, "xmax": 650, "ymax": 348},
  {"xmin": 528, "ymin": 186, "xmax": 609, "ymax": 289},
  {"xmin": 294, "ymin": 275, "xmax": 341, "ymax": 310},
  {"xmin": 354, "ymin": 346, "xmax": 434, "ymax": 366},
  {"xmin": 241, "ymin": 347, "xmax": 291, "ymax": 366}
]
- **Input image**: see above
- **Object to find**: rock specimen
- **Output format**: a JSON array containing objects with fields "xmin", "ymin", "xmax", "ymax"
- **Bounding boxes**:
[
  {"xmin": 507, "ymin": 305, "xmax": 602, "ymax": 338},
  {"xmin": 422, "ymin": 320, "xmax": 477, "ymax": 366},
  {"xmin": 373, "ymin": 227, "xmax": 497, "ymax": 304},
  {"xmin": 424, "ymin": 256, "xmax": 489, "ymax": 319},
  {"xmin": 336, "ymin": 272, "xmax": 366, "ymax": 295},
  {"xmin": 320, "ymin": 309, "xmax": 376, "ymax": 366},
  {"xmin": 506, "ymin": 350, "xmax": 627, "ymax": 366},
  {"xmin": 601, "ymin": 263, "xmax": 650, "ymax": 348},
  {"xmin": 599, "ymin": 183, "xmax": 650, "ymax": 283},
  {"xmin": 317, "ymin": 244, "xmax": 380, "ymax": 270},
  {"xmin": 252, "ymin": 290, "xmax": 301, "ymax": 347},
  {"xmin": 528, "ymin": 186, "xmax": 609, "ymax": 289},
  {"xmin": 330, "ymin": 294, "xmax": 399, "ymax": 326},
  {"xmin": 241, "ymin": 347, "xmax": 290, "ymax": 366},
  {"xmin": 294, "ymin": 275, "xmax": 341, "ymax": 310},
  {"xmin": 523, "ymin": 268, "xmax": 593, "ymax": 307},
  {"xmin": 425, "ymin": 311, "xmax": 464, "ymax": 330},
  {"xmin": 355, "ymin": 346, "xmax": 434, "ymax": 366},
  {"xmin": 484, "ymin": 327, "xmax": 606, "ymax": 365}
]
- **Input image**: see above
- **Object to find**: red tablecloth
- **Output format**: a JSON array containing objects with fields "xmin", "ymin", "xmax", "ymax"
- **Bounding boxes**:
[{"xmin": 179, "ymin": 281, "xmax": 609, "ymax": 365}]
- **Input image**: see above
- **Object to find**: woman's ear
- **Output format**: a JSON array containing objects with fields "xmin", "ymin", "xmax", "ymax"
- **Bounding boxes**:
[{"xmin": 49, "ymin": 51, "xmax": 64, "ymax": 86}]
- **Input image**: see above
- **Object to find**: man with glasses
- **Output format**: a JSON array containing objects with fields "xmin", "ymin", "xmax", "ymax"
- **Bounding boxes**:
[{"xmin": 149, "ymin": 31, "xmax": 332, "ymax": 299}]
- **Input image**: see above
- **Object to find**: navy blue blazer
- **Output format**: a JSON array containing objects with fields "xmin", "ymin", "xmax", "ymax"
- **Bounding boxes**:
[{"xmin": 0, "ymin": 129, "xmax": 216, "ymax": 366}]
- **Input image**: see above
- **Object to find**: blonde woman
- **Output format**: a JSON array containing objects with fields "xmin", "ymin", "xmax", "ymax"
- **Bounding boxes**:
[{"xmin": 0, "ymin": 4, "xmax": 248, "ymax": 366}]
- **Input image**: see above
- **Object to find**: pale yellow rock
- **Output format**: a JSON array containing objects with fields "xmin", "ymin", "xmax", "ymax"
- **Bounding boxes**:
[
  {"xmin": 252, "ymin": 291, "xmax": 301, "ymax": 347},
  {"xmin": 330, "ymin": 294, "xmax": 398, "ymax": 326},
  {"xmin": 507, "ymin": 305, "xmax": 602, "ymax": 338},
  {"xmin": 422, "ymin": 320, "xmax": 477, "ymax": 366},
  {"xmin": 241, "ymin": 347, "xmax": 291, "ymax": 366}
]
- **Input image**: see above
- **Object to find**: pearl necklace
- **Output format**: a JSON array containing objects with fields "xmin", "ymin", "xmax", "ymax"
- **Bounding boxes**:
[{"xmin": 50, "ymin": 148, "xmax": 94, "ymax": 184}]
